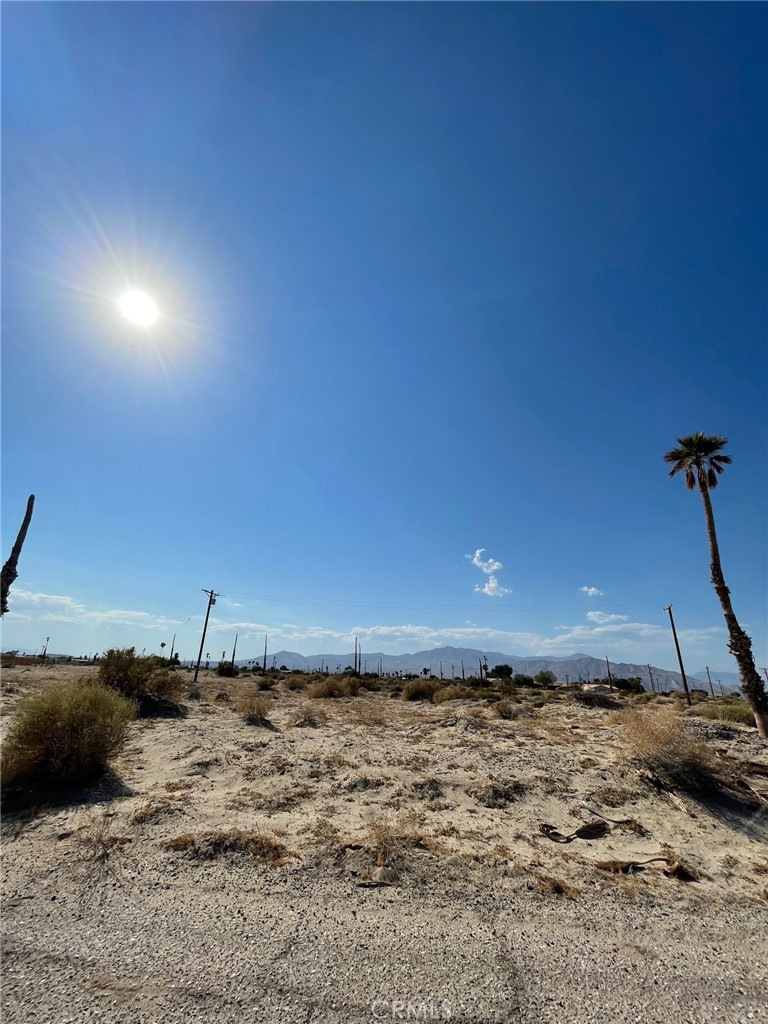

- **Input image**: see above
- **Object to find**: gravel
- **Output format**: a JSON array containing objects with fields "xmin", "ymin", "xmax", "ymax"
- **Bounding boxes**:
[{"xmin": 3, "ymin": 861, "xmax": 767, "ymax": 1024}]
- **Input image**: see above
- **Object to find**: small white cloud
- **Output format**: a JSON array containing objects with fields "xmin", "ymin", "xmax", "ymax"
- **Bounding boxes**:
[
  {"xmin": 474, "ymin": 575, "xmax": 511, "ymax": 597},
  {"xmin": 586, "ymin": 611, "xmax": 629, "ymax": 625},
  {"xmin": 580, "ymin": 586, "xmax": 603, "ymax": 597},
  {"xmin": 467, "ymin": 549, "xmax": 503, "ymax": 575}
]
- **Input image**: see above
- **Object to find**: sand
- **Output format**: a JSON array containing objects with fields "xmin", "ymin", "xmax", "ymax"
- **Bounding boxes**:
[{"xmin": 1, "ymin": 663, "xmax": 767, "ymax": 1023}]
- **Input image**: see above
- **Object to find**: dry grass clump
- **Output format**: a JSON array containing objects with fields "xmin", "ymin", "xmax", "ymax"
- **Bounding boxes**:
[
  {"xmin": 491, "ymin": 700, "xmax": 529, "ymax": 720},
  {"xmin": 131, "ymin": 796, "xmax": 188, "ymax": 824},
  {"xmin": 364, "ymin": 812, "xmax": 433, "ymax": 866},
  {"xmin": 533, "ymin": 872, "xmax": 581, "ymax": 898},
  {"xmin": 694, "ymin": 702, "xmax": 755, "ymax": 727},
  {"xmin": 467, "ymin": 777, "xmax": 526, "ymax": 808},
  {"xmin": 282, "ymin": 674, "xmax": 305, "ymax": 691},
  {"xmin": 165, "ymin": 828, "xmax": 295, "ymax": 865},
  {"xmin": 1, "ymin": 682, "xmax": 135, "ymax": 788},
  {"xmin": 289, "ymin": 704, "xmax": 328, "ymax": 728},
  {"xmin": 307, "ymin": 676, "xmax": 360, "ymax": 699},
  {"xmin": 235, "ymin": 692, "xmax": 273, "ymax": 725},
  {"xmin": 255, "ymin": 675, "xmax": 279, "ymax": 690},
  {"xmin": 401, "ymin": 679, "xmax": 441, "ymax": 702},
  {"xmin": 97, "ymin": 647, "xmax": 184, "ymax": 703},
  {"xmin": 410, "ymin": 777, "xmax": 445, "ymax": 801},
  {"xmin": 590, "ymin": 785, "xmax": 638, "ymax": 808},
  {"xmin": 433, "ymin": 685, "xmax": 473, "ymax": 704},
  {"xmin": 620, "ymin": 708, "xmax": 728, "ymax": 793}
]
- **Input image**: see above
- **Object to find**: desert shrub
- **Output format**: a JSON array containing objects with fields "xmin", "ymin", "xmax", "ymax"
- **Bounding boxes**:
[
  {"xmin": 308, "ymin": 676, "xmax": 360, "ymax": 699},
  {"xmin": 401, "ymin": 679, "xmax": 441, "ymax": 702},
  {"xmin": 165, "ymin": 829, "xmax": 294, "ymax": 864},
  {"xmin": 466, "ymin": 777, "xmax": 526, "ymax": 808},
  {"xmin": 216, "ymin": 662, "xmax": 240, "ymax": 678},
  {"xmin": 572, "ymin": 690, "xmax": 619, "ymax": 710},
  {"xmin": 98, "ymin": 647, "xmax": 184, "ymax": 702},
  {"xmin": 620, "ymin": 709, "xmax": 727, "ymax": 793},
  {"xmin": 2, "ymin": 682, "xmax": 135, "ymax": 787},
  {"xmin": 695, "ymin": 702, "xmax": 755, "ymax": 726},
  {"xmin": 491, "ymin": 700, "xmax": 529, "ymax": 720},
  {"xmin": 433, "ymin": 685, "xmax": 473, "ymax": 703},
  {"xmin": 281, "ymin": 675, "xmax": 303, "ymax": 691},
  {"xmin": 235, "ymin": 693, "xmax": 272, "ymax": 724}
]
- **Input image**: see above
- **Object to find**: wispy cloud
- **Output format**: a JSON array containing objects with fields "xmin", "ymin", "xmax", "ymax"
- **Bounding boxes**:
[
  {"xmin": 11, "ymin": 589, "xmax": 182, "ymax": 632},
  {"xmin": 580, "ymin": 586, "xmax": 603, "ymax": 597},
  {"xmin": 474, "ymin": 575, "xmax": 511, "ymax": 597},
  {"xmin": 467, "ymin": 549, "xmax": 503, "ymax": 575},
  {"xmin": 586, "ymin": 611, "xmax": 629, "ymax": 625}
]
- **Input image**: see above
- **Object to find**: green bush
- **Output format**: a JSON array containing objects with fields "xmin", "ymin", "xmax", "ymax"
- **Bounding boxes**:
[
  {"xmin": 2, "ymin": 682, "xmax": 135, "ymax": 787},
  {"xmin": 216, "ymin": 661, "xmax": 240, "ymax": 678},
  {"xmin": 98, "ymin": 647, "xmax": 184, "ymax": 702}
]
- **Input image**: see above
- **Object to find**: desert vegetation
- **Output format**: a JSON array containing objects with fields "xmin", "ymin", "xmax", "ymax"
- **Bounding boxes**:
[{"xmin": 1, "ymin": 680, "xmax": 135, "ymax": 789}]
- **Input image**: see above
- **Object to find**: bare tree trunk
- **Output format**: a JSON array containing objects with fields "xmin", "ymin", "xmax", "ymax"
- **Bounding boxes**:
[
  {"xmin": 699, "ymin": 484, "xmax": 768, "ymax": 737},
  {"xmin": 1, "ymin": 495, "xmax": 35, "ymax": 616}
]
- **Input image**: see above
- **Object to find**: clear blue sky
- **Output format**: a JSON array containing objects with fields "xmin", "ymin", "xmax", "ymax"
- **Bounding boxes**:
[{"xmin": 3, "ymin": 2, "xmax": 766, "ymax": 672}]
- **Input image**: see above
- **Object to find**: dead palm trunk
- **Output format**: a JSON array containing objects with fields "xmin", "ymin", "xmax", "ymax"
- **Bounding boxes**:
[
  {"xmin": 699, "ymin": 483, "xmax": 768, "ymax": 738},
  {"xmin": 1, "ymin": 494, "xmax": 35, "ymax": 615}
]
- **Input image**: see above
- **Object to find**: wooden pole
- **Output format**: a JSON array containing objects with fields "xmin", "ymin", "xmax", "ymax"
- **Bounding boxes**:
[
  {"xmin": 664, "ymin": 604, "xmax": 692, "ymax": 707},
  {"xmin": 194, "ymin": 589, "xmax": 218, "ymax": 683},
  {"xmin": 647, "ymin": 664, "xmax": 655, "ymax": 694},
  {"xmin": 705, "ymin": 666, "xmax": 715, "ymax": 698},
  {"xmin": 605, "ymin": 657, "xmax": 614, "ymax": 692},
  {"xmin": 263, "ymin": 635, "xmax": 268, "ymax": 672},
  {"xmin": 231, "ymin": 633, "xmax": 238, "ymax": 668}
]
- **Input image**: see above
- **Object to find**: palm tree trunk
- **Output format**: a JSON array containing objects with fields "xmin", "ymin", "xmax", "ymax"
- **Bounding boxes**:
[
  {"xmin": 1, "ymin": 494, "xmax": 35, "ymax": 616},
  {"xmin": 699, "ymin": 484, "xmax": 768, "ymax": 737}
]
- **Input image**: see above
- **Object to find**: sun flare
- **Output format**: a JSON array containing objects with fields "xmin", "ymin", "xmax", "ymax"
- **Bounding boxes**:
[{"xmin": 119, "ymin": 289, "xmax": 159, "ymax": 326}]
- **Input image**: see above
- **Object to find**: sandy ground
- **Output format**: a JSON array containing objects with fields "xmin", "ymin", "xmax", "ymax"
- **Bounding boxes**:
[{"xmin": 2, "ymin": 663, "xmax": 767, "ymax": 1024}]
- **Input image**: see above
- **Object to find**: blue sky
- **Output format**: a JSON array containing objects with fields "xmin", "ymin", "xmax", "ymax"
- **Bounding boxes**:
[{"xmin": 3, "ymin": 2, "xmax": 766, "ymax": 672}]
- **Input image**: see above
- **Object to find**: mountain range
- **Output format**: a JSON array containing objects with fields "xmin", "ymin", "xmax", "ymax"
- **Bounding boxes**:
[{"xmin": 242, "ymin": 646, "xmax": 742, "ymax": 693}]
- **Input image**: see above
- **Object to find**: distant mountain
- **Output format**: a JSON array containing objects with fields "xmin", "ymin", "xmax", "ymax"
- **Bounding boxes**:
[{"xmin": 242, "ymin": 645, "xmax": 715, "ymax": 692}]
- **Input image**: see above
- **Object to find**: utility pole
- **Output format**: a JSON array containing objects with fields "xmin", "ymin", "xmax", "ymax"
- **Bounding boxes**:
[
  {"xmin": 169, "ymin": 633, "xmax": 176, "ymax": 663},
  {"xmin": 718, "ymin": 680, "xmax": 724, "ymax": 697},
  {"xmin": 461, "ymin": 659, "xmax": 465, "ymax": 681},
  {"xmin": 647, "ymin": 664, "xmax": 655, "ymax": 694},
  {"xmin": 194, "ymin": 589, "xmax": 218, "ymax": 683},
  {"xmin": 705, "ymin": 666, "xmax": 715, "ymax": 698},
  {"xmin": 604, "ymin": 656, "xmax": 614, "ymax": 692},
  {"xmin": 440, "ymin": 661, "xmax": 443, "ymax": 680},
  {"xmin": 663, "ymin": 605, "xmax": 692, "ymax": 707},
  {"xmin": 231, "ymin": 633, "xmax": 238, "ymax": 668},
  {"xmin": 263, "ymin": 635, "xmax": 268, "ymax": 672}
]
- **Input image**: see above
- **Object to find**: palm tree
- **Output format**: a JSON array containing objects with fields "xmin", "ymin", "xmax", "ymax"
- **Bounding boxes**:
[{"xmin": 664, "ymin": 433, "xmax": 768, "ymax": 737}]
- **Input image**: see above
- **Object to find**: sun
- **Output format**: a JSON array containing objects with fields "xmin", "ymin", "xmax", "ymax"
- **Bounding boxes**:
[{"xmin": 119, "ymin": 289, "xmax": 159, "ymax": 326}]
